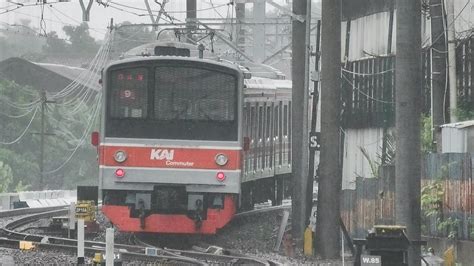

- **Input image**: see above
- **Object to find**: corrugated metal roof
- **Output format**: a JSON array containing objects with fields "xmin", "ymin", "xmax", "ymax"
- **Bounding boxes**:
[
  {"xmin": 0, "ymin": 57, "xmax": 100, "ymax": 92},
  {"xmin": 441, "ymin": 120, "xmax": 474, "ymax": 129},
  {"xmin": 34, "ymin": 62, "xmax": 101, "ymax": 91}
]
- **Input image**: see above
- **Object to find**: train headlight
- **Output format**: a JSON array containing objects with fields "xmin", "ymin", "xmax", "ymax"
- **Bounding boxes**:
[
  {"xmin": 114, "ymin": 150, "xmax": 127, "ymax": 163},
  {"xmin": 215, "ymin": 153, "xmax": 228, "ymax": 166}
]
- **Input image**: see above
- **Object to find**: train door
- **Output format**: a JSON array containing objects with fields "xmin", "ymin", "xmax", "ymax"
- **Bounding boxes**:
[
  {"xmin": 282, "ymin": 102, "xmax": 289, "ymax": 166},
  {"xmin": 273, "ymin": 103, "xmax": 279, "ymax": 171},
  {"xmin": 256, "ymin": 104, "xmax": 264, "ymax": 177},
  {"xmin": 243, "ymin": 103, "xmax": 249, "ymax": 180},
  {"xmin": 250, "ymin": 104, "xmax": 257, "ymax": 176},
  {"xmin": 288, "ymin": 101, "xmax": 292, "ymax": 165},
  {"xmin": 265, "ymin": 103, "xmax": 273, "ymax": 176}
]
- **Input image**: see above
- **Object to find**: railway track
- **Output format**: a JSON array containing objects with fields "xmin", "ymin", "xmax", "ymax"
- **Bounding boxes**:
[
  {"xmin": 0, "ymin": 208, "xmax": 205, "ymax": 264},
  {"xmin": 0, "ymin": 204, "xmax": 289, "ymax": 265}
]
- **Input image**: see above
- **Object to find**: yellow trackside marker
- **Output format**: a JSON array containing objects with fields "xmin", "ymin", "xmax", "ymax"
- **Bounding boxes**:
[
  {"xmin": 19, "ymin": 241, "xmax": 34, "ymax": 250},
  {"xmin": 443, "ymin": 246, "xmax": 455, "ymax": 266},
  {"xmin": 304, "ymin": 225, "xmax": 313, "ymax": 256}
]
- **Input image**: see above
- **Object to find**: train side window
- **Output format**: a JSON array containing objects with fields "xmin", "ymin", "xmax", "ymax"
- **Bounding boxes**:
[
  {"xmin": 250, "ymin": 106, "xmax": 256, "ymax": 142},
  {"xmin": 288, "ymin": 102, "xmax": 292, "ymax": 137},
  {"xmin": 258, "ymin": 106, "xmax": 263, "ymax": 140},
  {"xmin": 266, "ymin": 106, "xmax": 271, "ymax": 139},
  {"xmin": 274, "ymin": 106, "xmax": 278, "ymax": 136},
  {"xmin": 283, "ymin": 104, "xmax": 288, "ymax": 137},
  {"xmin": 278, "ymin": 102, "xmax": 283, "ymax": 138},
  {"xmin": 243, "ymin": 106, "xmax": 248, "ymax": 133}
]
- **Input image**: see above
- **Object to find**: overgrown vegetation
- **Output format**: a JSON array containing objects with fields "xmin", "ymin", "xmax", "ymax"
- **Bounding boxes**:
[
  {"xmin": 420, "ymin": 114, "xmax": 434, "ymax": 154},
  {"xmin": 0, "ymin": 80, "xmax": 98, "ymax": 191},
  {"xmin": 455, "ymin": 100, "xmax": 474, "ymax": 121},
  {"xmin": 359, "ymin": 132, "xmax": 395, "ymax": 178},
  {"xmin": 420, "ymin": 165, "xmax": 461, "ymax": 239}
]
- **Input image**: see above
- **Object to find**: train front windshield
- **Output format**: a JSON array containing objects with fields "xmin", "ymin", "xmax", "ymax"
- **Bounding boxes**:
[{"xmin": 105, "ymin": 64, "xmax": 238, "ymax": 141}]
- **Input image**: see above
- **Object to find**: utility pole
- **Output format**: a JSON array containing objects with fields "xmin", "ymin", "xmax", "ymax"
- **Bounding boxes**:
[
  {"xmin": 186, "ymin": 0, "xmax": 197, "ymax": 43},
  {"xmin": 235, "ymin": 1, "xmax": 246, "ymax": 55},
  {"xmin": 315, "ymin": 0, "xmax": 342, "ymax": 259},
  {"xmin": 395, "ymin": 0, "xmax": 422, "ymax": 265},
  {"xmin": 291, "ymin": 0, "xmax": 310, "ymax": 244},
  {"xmin": 253, "ymin": 0, "xmax": 266, "ymax": 63},
  {"xmin": 37, "ymin": 90, "xmax": 56, "ymax": 190},
  {"xmin": 429, "ymin": 0, "xmax": 447, "ymax": 151},
  {"xmin": 446, "ymin": 0, "xmax": 457, "ymax": 122},
  {"xmin": 308, "ymin": 20, "xmax": 321, "ymax": 221}
]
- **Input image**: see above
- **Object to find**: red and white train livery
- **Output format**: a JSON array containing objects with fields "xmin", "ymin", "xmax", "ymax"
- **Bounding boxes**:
[{"xmin": 95, "ymin": 42, "xmax": 292, "ymax": 234}]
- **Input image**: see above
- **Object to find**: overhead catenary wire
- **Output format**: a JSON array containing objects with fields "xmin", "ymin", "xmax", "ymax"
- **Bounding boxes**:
[
  {"xmin": 51, "ymin": 31, "xmax": 112, "ymax": 101},
  {"xmin": 104, "ymin": 0, "xmax": 230, "ymax": 14}
]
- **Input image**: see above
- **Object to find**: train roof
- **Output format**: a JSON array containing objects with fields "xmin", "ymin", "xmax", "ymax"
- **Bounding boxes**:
[{"xmin": 115, "ymin": 41, "xmax": 288, "ymax": 81}]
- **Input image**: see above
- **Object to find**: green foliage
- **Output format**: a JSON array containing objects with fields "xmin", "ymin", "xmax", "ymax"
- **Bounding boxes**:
[
  {"xmin": 42, "ymin": 23, "xmax": 99, "ymax": 62},
  {"xmin": 420, "ymin": 114, "xmax": 434, "ymax": 154},
  {"xmin": 358, "ymin": 132, "xmax": 396, "ymax": 178},
  {"xmin": 0, "ymin": 80, "xmax": 98, "ymax": 192},
  {"xmin": 0, "ymin": 161, "xmax": 13, "ymax": 193},
  {"xmin": 455, "ymin": 100, "xmax": 474, "ymax": 121},
  {"xmin": 437, "ymin": 217, "xmax": 460, "ymax": 240},
  {"xmin": 421, "ymin": 180, "xmax": 443, "ymax": 218},
  {"xmin": 62, "ymin": 23, "xmax": 99, "ymax": 57},
  {"xmin": 114, "ymin": 22, "xmax": 156, "ymax": 55}
]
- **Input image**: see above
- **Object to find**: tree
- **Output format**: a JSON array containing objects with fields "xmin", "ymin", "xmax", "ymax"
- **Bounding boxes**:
[
  {"xmin": 114, "ymin": 21, "xmax": 155, "ymax": 55},
  {"xmin": 0, "ymin": 80, "xmax": 99, "ymax": 191},
  {"xmin": 62, "ymin": 23, "xmax": 99, "ymax": 58},
  {"xmin": 43, "ymin": 31, "xmax": 69, "ymax": 57}
]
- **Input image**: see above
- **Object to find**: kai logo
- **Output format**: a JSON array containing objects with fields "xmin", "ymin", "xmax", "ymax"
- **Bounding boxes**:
[{"xmin": 150, "ymin": 149, "xmax": 174, "ymax": 160}]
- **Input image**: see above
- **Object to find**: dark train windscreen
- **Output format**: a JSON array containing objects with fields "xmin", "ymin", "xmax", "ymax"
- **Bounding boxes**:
[{"xmin": 106, "ymin": 64, "xmax": 238, "ymax": 141}]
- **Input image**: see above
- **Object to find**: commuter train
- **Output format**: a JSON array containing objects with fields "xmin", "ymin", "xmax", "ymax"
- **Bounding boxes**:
[{"xmin": 95, "ymin": 41, "xmax": 292, "ymax": 234}]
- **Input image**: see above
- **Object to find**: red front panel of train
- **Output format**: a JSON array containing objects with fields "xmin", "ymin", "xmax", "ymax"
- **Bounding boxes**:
[
  {"xmin": 102, "ymin": 195, "xmax": 236, "ymax": 234},
  {"xmin": 99, "ymin": 145, "xmax": 240, "ymax": 170}
]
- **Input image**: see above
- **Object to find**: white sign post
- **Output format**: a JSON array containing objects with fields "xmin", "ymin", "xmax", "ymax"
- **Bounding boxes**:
[
  {"xmin": 106, "ymin": 228, "xmax": 114, "ymax": 266},
  {"xmin": 77, "ymin": 219, "xmax": 85, "ymax": 265}
]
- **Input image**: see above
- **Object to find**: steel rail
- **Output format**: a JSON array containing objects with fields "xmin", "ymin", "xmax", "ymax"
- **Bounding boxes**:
[{"xmin": 0, "ymin": 209, "xmax": 205, "ymax": 265}]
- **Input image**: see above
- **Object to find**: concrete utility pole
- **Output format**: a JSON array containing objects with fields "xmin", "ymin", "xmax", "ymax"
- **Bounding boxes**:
[
  {"xmin": 315, "ymin": 0, "xmax": 342, "ymax": 259},
  {"xmin": 235, "ymin": 2, "xmax": 246, "ymax": 54},
  {"xmin": 36, "ymin": 90, "xmax": 55, "ymax": 190},
  {"xmin": 308, "ymin": 20, "xmax": 321, "ymax": 221},
  {"xmin": 395, "ymin": 0, "xmax": 422, "ymax": 265},
  {"xmin": 253, "ymin": 0, "xmax": 266, "ymax": 63},
  {"xmin": 446, "ymin": 0, "xmax": 457, "ymax": 122},
  {"xmin": 291, "ymin": 0, "xmax": 310, "ymax": 243},
  {"xmin": 186, "ymin": 0, "xmax": 197, "ymax": 43},
  {"xmin": 429, "ymin": 0, "xmax": 447, "ymax": 150}
]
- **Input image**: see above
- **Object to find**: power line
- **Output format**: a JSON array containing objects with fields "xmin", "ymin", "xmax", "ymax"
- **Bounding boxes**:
[
  {"xmin": 104, "ymin": 0, "xmax": 230, "ymax": 14},
  {"xmin": 342, "ymin": 67, "xmax": 394, "ymax": 76},
  {"xmin": 423, "ymin": 0, "xmax": 471, "ymax": 48},
  {"xmin": 43, "ymin": 94, "xmax": 102, "ymax": 174},
  {"xmin": 0, "ymin": 105, "xmax": 40, "ymax": 145},
  {"xmin": 342, "ymin": 72, "xmax": 395, "ymax": 104}
]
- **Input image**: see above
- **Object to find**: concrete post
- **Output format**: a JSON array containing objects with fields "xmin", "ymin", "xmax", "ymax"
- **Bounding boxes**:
[
  {"xmin": 395, "ymin": 0, "xmax": 422, "ymax": 265},
  {"xmin": 106, "ymin": 228, "xmax": 114, "ymax": 266},
  {"xmin": 253, "ymin": 0, "xmax": 266, "ymax": 63},
  {"xmin": 77, "ymin": 219, "xmax": 85, "ymax": 265}
]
